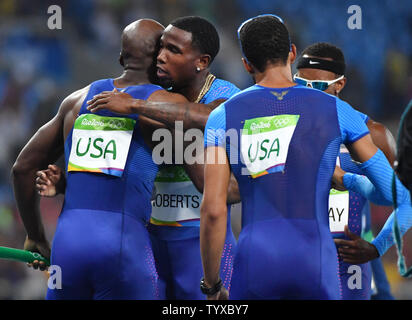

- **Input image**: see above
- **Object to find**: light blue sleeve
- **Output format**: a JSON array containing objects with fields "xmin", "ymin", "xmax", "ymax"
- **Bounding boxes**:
[
  {"xmin": 372, "ymin": 203, "xmax": 412, "ymax": 256},
  {"xmin": 204, "ymin": 103, "xmax": 226, "ymax": 148},
  {"xmin": 201, "ymin": 80, "xmax": 241, "ymax": 104},
  {"xmin": 355, "ymin": 110, "xmax": 369, "ymax": 124},
  {"xmin": 336, "ymin": 98, "xmax": 370, "ymax": 144},
  {"xmin": 343, "ymin": 173, "xmax": 395, "ymax": 206},
  {"xmin": 342, "ymin": 152, "xmax": 412, "ymax": 256},
  {"xmin": 357, "ymin": 149, "xmax": 410, "ymax": 205}
]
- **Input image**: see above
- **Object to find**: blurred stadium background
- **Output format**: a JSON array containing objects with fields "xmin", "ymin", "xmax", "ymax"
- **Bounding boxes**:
[{"xmin": 0, "ymin": 0, "xmax": 411, "ymax": 299}]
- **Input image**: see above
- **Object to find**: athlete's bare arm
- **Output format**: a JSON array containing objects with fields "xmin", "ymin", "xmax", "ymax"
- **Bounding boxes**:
[
  {"xmin": 367, "ymin": 119, "xmax": 397, "ymax": 167},
  {"xmin": 88, "ymin": 89, "xmax": 241, "ymax": 203},
  {"xmin": 86, "ymin": 89, "xmax": 225, "ymax": 130},
  {"xmin": 200, "ymin": 146, "xmax": 230, "ymax": 300},
  {"xmin": 333, "ymin": 120, "xmax": 396, "ymax": 190},
  {"xmin": 11, "ymin": 86, "xmax": 88, "ymax": 269}
]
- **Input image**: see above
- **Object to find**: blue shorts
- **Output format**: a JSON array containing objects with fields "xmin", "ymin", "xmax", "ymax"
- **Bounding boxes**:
[
  {"xmin": 148, "ymin": 224, "xmax": 236, "ymax": 300},
  {"xmin": 46, "ymin": 209, "xmax": 161, "ymax": 300}
]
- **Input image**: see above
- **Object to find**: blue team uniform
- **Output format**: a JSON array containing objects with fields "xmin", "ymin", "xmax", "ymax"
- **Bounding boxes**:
[
  {"xmin": 47, "ymin": 79, "xmax": 163, "ymax": 299},
  {"xmin": 330, "ymin": 111, "xmax": 393, "ymax": 300},
  {"xmin": 332, "ymin": 150, "xmax": 372, "ymax": 299},
  {"xmin": 148, "ymin": 78, "xmax": 240, "ymax": 299},
  {"xmin": 205, "ymin": 84, "xmax": 370, "ymax": 299},
  {"xmin": 342, "ymin": 154, "xmax": 412, "ymax": 282}
]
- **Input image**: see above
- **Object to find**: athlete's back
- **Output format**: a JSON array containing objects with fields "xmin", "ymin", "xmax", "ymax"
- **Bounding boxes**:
[
  {"xmin": 206, "ymin": 84, "xmax": 369, "ymax": 299},
  {"xmin": 48, "ymin": 79, "xmax": 163, "ymax": 300}
]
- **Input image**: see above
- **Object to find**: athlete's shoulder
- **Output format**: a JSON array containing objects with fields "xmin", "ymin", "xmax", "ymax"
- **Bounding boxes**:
[
  {"xmin": 148, "ymin": 88, "xmax": 187, "ymax": 103},
  {"xmin": 333, "ymin": 96, "xmax": 358, "ymax": 114},
  {"xmin": 221, "ymin": 84, "xmax": 261, "ymax": 103},
  {"xmin": 65, "ymin": 78, "xmax": 112, "ymax": 108},
  {"xmin": 59, "ymin": 85, "xmax": 90, "ymax": 112},
  {"xmin": 133, "ymin": 83, "xmax": 164, "ymax": 91},
  {"xmin": 335, "ymin": 98, "xmax": 369, "ymax": 124},
  {"xmin": 355, "ymin": 109, "xmax": 369, "ymax": 123},
  {"xmin": 207, "ymin": 100, "xmax": 227, "ymax": 127},
  {"xmin": 210, "ymin": 100, "xmax": 227, "ymax": 117},
  {"xmin": 205, "ymin": 102, "xmax": 227, "ymax": 146},
  {"xmin": 205, "ymin": 78, "xmax": 241, "ymax": 102},
  {"xmin": 223, "ymin": 84, "xmax": 318, "ymax": 104},
  {"xmin": 332, "ymin": 96, "xmax": 370, "ymax": 143},
  {"xmin": 88, "ymin": 78, "xmax": 112, "ymax": 89},
  {"xmin": 295, "ymin": 85, "xmax": 341, "ymax": 104},
  {"xmin": 213, "ymin": 78, "xmax": 240, "ymax": 91}
]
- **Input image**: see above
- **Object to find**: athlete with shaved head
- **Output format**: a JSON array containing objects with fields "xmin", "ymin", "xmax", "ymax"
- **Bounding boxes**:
[
  {"xmin": 295, "ymin": 42, "xmax": 395, "ymax": 300},
  {"xmin": 11, "ymin": 19, "xmax": 194, "ymax": 299}
]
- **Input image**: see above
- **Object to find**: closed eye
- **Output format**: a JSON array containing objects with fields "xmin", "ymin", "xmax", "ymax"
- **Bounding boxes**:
[{"xmin": 167, "ymin": 44, "xmax": 181, "ymax": 54}]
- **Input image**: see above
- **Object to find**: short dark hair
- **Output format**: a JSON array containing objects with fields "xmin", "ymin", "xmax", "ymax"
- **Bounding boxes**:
[
  {"xmin": 170, "ymin": 16, "xmax": 220, "ymax": 64},
  {"xmin": 239, "ymin": 16, "xmax": 290, "ymax": 72},
  {"xmin": 301, "ymin": 42, "xmax": 345, "ymax": 65}
]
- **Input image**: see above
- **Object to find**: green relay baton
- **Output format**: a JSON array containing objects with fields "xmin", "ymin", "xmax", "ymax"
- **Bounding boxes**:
[{"xmin": 0, "ymin": 246, "xmax": 50, "ymax": 266}]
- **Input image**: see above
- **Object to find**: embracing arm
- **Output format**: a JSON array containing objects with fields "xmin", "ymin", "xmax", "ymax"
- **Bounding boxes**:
[
  {"xmin": 333, "ymin": 165, "xmax": 393, "ymax": 206},
  {"xmin": 133, "ymin": 98, "xmax": 225, "ymax": 130},
  {"xmin": 335, "ymin": 133, "xmax": 410, "ymax": 263},
  {"xmin": 335, "ymin": 187, "xmax": 412, "ymax": 262},
  {"xmin": 128, "ymin": 97, "xmax": 224, "ymax": 130},
  {"xmin": 333, "ymin": 119, "xmax": 397, "ymax": 203},
  {"xmin": 347, "ymin": 134, "xmax": 409, "ymax": 205},
  {"xmin": 86, "ymin": 89, "xmax": 225, "ymax": 130}
]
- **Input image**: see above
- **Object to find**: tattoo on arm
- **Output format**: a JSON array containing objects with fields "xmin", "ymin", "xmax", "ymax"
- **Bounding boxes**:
[{"xmin": 138, "ymin": 98, "xmax": 226, "ymax": 131}]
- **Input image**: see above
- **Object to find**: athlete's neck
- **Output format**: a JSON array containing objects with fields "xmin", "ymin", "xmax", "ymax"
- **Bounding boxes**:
[
  {"xmin": 174, "ymin": 71, "xmax": 210, "ymax": 102},
  {"xmin": 254, "ymin": 64, "xmax": 295, "ymax": 88},
  {"xmin": 113, "ymin": 69, "xmax": 151, "ymax": 88}
]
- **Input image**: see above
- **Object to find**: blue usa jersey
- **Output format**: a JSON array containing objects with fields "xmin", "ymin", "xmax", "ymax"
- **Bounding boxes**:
[
  {"xmin": 205, "ymin": 84, "xmax": 369, "ymax": 299},
  {"xmin": 48, "ymin": 79, "xmax": 164, "ymax": 300},
  {"xmin": 199, "ymin": 78, "xmax": 241, "ymax": 104},
  {"xmin": 147, "ymin": 77, "xmax": 240, "ymax": 300},
  {"xmin": 150, "ymin": 77, "xmax": 240, "ymax": 232}
]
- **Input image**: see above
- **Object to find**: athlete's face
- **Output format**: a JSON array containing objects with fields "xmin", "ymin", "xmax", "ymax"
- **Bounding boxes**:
[
  {"xmin": 296, "ymin": 57, "xmax": 346, "ymax": 96},
  {"xmin": 156, "ymin": 25, "xmax": 202, "ymax": 89}
]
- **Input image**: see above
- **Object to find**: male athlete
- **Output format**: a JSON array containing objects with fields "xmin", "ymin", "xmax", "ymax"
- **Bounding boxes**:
[
  {"xmin": 37, "ymin": 16, "xmax": 240, "ymax": 300},
  {"xmin": 294, "ymin": 42, "xmax": 395, "ymax": 299},
  {"xmin": 11, "ymin": 19, "xmax": 197, "ymax": 299},
  {"xmin": 200, "ymin": 14, "xmax": 399, "ymax": 300}
]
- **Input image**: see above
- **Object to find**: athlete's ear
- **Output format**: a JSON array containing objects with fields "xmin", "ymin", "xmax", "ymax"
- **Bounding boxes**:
[
  {"xmin": 197, "ymin": 54, "xmax": 211, "ymax": 72},
  {"xmin": 241, "ymin": 58, "xmax": 254, "ymax": 74},
  {"xmin": 119, "ymin": 53, "xmax": 124, "ymax": 67},
  {"xmin": 335, "ymin": 77, "xmax": 347, "ymax": 95},
  {"xmin": 289, "ymin": 44, "xmax": 297, "ymax": 65}
]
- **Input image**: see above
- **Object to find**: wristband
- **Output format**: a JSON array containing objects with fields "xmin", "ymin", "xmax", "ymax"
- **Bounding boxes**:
[{"xmin": 200, "ymin": 277, "xmax": 222, "ymax": 296}]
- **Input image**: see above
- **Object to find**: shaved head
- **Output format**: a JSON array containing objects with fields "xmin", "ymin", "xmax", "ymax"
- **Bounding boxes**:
[{"xmin": 120, "ymin": 19, "xmax": 164, "ymax": 74}]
